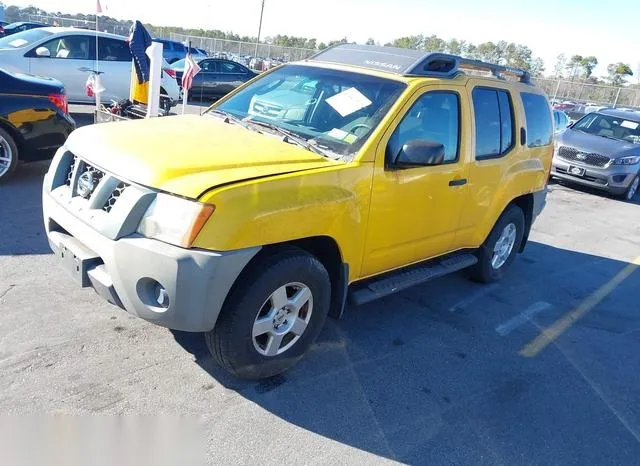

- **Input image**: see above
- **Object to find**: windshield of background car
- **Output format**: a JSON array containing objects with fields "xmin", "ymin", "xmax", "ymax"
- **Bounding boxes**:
[
  {"xmin": 573, "ymin": 113, "xmax": 640, "ymax": 144},
  {"xmin": 0, "ymin": 28, "xmax": 52, "ymax": 49},
  {"xmin": 211, "ymin": 64, "xmax": 406, "ymax": 157}
]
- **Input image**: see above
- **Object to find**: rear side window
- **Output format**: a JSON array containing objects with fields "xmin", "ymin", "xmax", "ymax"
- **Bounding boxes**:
[
  {"xmin": 472, "ymin": 88, "xmax": 515, "ymax": 160},
  {"xmin": 98, "ymin": 37, "xmax": 131, "ymax": 61},
  {"xmin": 521, "ymin": 92, "xmax": 553, "ymax": 147}
]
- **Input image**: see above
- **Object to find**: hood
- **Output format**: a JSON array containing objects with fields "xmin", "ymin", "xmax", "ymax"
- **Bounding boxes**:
[
  {"xmin": 65, "ymin": 114, "xmax": 338, "ymax": 199},
  {"xmin": 559, "ymin": 128, "xmax": 639, "ymax": 156}
]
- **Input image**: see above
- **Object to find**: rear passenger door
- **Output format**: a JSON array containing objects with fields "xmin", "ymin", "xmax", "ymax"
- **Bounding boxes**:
[
  {"xmin": 97, "ymin": 37, "xmax": 132, "ymax": 102},
  {"xmin": 456, "ymin": 81, "xmax": 549, "ymax": 249},
  {"xmin": 218, "ymin": 61, "xmax": 250, "ymax": 94}
]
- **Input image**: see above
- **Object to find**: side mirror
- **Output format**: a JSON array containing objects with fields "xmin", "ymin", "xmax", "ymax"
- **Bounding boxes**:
[
  {"xmin": 35, "ymin": 47, "xmax": 51, "ymax": 57},
  {"xmin": 392, "ymin": 139, "xmax": 445, "ymax": 168}
]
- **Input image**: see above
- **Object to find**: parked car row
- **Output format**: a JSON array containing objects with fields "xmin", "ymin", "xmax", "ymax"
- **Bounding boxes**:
[{"xmin": 0, "ymin": 27, "xmax": 180, "ymax": 104}]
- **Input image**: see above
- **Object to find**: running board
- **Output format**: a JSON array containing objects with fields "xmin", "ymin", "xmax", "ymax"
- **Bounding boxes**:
[{"xmin": 348, "ymin": 253, "xmax": 478, "ymax": 306}]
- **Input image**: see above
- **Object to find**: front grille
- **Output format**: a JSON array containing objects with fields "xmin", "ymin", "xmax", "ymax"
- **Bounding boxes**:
[
  {"xmin": 75, "ymin": 162, "xmax": 106, "ymax": 201},
  {"xmin": 103, "ymin": 182, "xmax": 130, "ymax": 212},
  {"xmin": 66, "ymin": 156, "xmax": 77, "ymax": 186},
  {"xmin": 557, "ymin": 146, "xmax": 610, "ymax": 167}
]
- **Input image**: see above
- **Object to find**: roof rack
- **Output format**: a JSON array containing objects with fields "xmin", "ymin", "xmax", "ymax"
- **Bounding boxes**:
[{"xmin": 306, "ymin": 44, "xmax": 531, "ymax": 84}]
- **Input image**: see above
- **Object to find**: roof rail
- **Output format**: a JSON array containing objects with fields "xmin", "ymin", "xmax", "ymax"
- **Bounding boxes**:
[
  {"xmin": 306, "ymin": 44, "xmax": 531, "ymax": 84},
  {"xmin": 405, "ymin": 53, "xmax": 531, "ymax": 83}
]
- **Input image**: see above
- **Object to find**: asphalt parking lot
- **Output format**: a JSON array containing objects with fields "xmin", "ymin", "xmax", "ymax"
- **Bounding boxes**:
[{"xmin": 1, "ymin": 107, "xmax": 640, "ymax": 464}]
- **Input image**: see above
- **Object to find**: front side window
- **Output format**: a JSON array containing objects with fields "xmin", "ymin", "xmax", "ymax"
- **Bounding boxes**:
[
  {"xmin": 521, "ymin": 92, "xmax": 553, "ymax": 147},
  {"xmin": 220, "ymin": 62, "xmax": 245, "ymax": 74},
  {"xmin": 199, "ymin": 60, "xmax": 217, "ymax": 72},
  {"xmin": 472, "ymin": 88, "xmax": 514, "ymax": 159},
  {"xmin": 39, "ymin": 35, "xmax": 93, "ymax": 60},
  {"xmin": 212, "ymin": 64, "xmax": 406, "ymax": 157},
  {"xmin": 387, "ymin": 91, "xmax": 460, "ymax": 164}
]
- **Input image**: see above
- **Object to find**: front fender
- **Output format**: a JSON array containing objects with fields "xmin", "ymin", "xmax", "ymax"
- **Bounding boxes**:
[{"xmin": 193, "ymin": 163, "xmax": 374, "ymax": 281}]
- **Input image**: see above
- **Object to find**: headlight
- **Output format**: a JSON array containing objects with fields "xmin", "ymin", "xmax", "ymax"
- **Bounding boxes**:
[
  {"xmin": 137, "ymin": 193, "xmax": 215, "ymax": 248},
  {"xmin": 613, "ymin": 156, "xmax": 640, "ymax": 165}
]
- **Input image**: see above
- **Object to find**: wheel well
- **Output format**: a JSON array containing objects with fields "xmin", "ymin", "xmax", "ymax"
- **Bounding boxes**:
[
  {"xmin": 510, "ymin": 193, "xmax": 534, "ymax": 252},
  {"xmin": 262, "ymin": 236, "xmax": 348, "ymax": 319},
  {"xmin": 0, "ymin": 119, "xmax": 23, "ymax": 155}
]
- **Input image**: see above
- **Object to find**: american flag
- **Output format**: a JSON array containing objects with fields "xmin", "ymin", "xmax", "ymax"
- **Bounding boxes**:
[{"xmin": 181, "ymin": 53, "xmax": 201, "ymax": 92}]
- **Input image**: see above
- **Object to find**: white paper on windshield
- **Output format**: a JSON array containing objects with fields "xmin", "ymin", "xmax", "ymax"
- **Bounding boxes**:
[
  {"xmin": 326, "ymin": 87, "xmax": 372, "ymax": 117},
  {"xmin": 9, "ymin": 39, "xmax": 28, "ymax": 48},
  {"xmin": 621, "ymin": 120, "xmax": 639, "ymax": 130},
  {"xmin": 327, "ymin": 128, "xmax": 349, "ymax": 140}
]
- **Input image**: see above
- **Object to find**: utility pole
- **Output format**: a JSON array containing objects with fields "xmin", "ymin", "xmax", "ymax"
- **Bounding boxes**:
[{"xmin": 254, "ymin": 0, "xmax": 265, "ymax": 58}]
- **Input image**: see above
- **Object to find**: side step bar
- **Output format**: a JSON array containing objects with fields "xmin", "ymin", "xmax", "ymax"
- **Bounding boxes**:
[{"xmin": 348, "ymin": 253, "xmax": 478, "ymax": 305}]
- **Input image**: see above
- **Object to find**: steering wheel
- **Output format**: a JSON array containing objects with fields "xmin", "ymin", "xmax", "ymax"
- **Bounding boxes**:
[{"xmin": 349, "ymin": 123, "xmax": 373, "ymax": 136}]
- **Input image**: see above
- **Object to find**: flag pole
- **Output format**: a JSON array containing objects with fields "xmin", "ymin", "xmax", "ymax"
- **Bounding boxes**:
[
  {"xmin": 94, "ymin": 5, "xmax": 101, "ymax": 115},
  {"xmin": 182, "ymin": 40, "xmax": 191, "ymax": 115}
]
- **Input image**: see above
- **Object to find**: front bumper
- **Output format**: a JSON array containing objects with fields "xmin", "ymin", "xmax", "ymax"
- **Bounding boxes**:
[
  {"xmin": 42, "ymin": 150, "xmax": 259, "ymax": 332},
  {"xmin": 551, "ymin": 156, "xmax": 638, "ymax": 194}
]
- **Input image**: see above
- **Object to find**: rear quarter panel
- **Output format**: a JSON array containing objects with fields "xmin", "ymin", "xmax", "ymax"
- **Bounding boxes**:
[
  {"xmin": 0, "ymin": 94, "xmax": 73, "ymax": 161},
  {"xmin": 193, "ymin": 163, "xmax": 374, "ymax": 282}
]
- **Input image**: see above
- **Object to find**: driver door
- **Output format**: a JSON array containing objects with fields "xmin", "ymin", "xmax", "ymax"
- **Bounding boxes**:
[
  {"xmin": 28, "ymin": 34, "xmax": 95, "ymax": 102},
  {"xmin": 361, "ymin": 85, "xmax": 471, "ymax": 277}
]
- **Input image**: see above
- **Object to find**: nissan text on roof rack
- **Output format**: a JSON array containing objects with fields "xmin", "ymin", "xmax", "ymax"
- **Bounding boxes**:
[{"xmin": 43, "ymin": 44, "xmax": 553, "ymax": 379}]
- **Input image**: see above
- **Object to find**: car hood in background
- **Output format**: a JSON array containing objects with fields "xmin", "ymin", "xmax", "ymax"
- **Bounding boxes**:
[
  {"xmin": 558, "ymin": 129, "xmax": 639, "ymax": 156},
  {"xmin": 65, "ymin": 115, "xmax": 340, "ymax": 199}
]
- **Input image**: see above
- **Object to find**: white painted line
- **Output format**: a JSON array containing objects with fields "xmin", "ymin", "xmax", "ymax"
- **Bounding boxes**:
[
  {"xmin": 449, "ymin": 284, "xmax": 499, "ymax": 313},
  {"xmin": 495, "ymin": 301, "xmax": 552, "ymax": 336}
]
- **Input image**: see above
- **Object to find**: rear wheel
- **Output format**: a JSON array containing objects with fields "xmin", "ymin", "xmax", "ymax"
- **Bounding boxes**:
[
  {"xmin": 468, "ymin": 205, "xmax": 525, "ymax": 283},
  {"xmin": 0, "ymin": 127, "xmax": 18, "ymax": 183},
  {"xmin": 205, "ymin": 247, "xmax": 331, "ymax": 380}
]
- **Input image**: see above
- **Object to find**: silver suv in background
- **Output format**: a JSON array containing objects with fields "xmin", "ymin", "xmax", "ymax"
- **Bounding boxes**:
[{"xmin": 551, "ymin": 108, "xmax": 640, "ymax": 201}]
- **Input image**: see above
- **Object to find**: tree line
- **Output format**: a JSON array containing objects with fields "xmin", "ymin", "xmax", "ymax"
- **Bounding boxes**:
[{"xmin": 3, "ymin": 4, "xmax": 634, "ymax": 85}]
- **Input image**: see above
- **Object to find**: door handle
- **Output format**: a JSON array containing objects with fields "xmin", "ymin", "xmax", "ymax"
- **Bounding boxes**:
[{"xmin": 449, "ymin": 178, "xmax": 467, "ymax": 187}]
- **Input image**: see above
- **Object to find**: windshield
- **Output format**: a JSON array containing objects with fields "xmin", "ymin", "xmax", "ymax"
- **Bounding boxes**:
[
  {"xmin": 573, "ymin": 112, "xmax": 640, "ymax": 144},
  {"xmin": 209, "ymin": 64, "xmax": 406, "ymax": 157},
  {"xmin": 0, "ymin": 28, "xmax": 52, "ymax": 49}
]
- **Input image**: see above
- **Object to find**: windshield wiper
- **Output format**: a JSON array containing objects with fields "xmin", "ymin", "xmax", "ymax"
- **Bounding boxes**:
[
  {"xmin": 244, "ymin": 119, "xmax": 334, "ymax": 158},
  {"xmin": 208, "ymin": 109, "xmax": 254, "ymax": 131}
]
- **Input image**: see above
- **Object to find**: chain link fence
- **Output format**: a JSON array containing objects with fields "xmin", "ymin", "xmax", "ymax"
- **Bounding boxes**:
[
  {"xmin": 169, "ymin": 33, "xmax": 316, "ymax": 62},
  {"xmin": 534, "ymin": 77, "xmax": 640, "ymax": 109}
]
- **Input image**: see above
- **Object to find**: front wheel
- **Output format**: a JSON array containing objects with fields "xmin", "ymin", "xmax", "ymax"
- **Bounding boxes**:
[
  {"xmin": 468, "ymin": 205, "xmax": 525, "ymax": 283},
  {"xmin": 205, "ymin": 248, "xmax": 331, "ymax": 380},
  {"xmin": 621, "ymin": 175, "xmax": 639, "ymax": 201}
]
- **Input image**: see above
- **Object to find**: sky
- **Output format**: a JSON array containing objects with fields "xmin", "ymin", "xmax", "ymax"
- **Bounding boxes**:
[{"xmin": 3, "ymin": 0, "xmax": 640, "ymax": 78}]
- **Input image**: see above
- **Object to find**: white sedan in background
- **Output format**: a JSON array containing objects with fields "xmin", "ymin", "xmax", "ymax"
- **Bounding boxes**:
[{"xmin": 0, "ymin": 27, "xmax": 180, "ymax": 106}]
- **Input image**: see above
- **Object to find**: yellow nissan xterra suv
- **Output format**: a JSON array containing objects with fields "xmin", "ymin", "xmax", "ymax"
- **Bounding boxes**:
[{"xmin": 43, "ymin": 44, "xmax": 553, "ymax": 379}]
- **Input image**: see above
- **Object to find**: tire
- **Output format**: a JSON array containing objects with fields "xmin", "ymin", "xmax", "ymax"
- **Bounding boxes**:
[
  {"xmin": 0, "ymin": 127, "xmax": 19, "ymax": 184},
  {"xmin": 621, "ymin": 175, "xmax": 639, "ymax": 201},
  {"xmin": 468, "ymin": 204, "xmax": 525, "ymax": 284},
  {"xmin": 205, "ymin": 247, "xmax": 331, "ymax": 380}
]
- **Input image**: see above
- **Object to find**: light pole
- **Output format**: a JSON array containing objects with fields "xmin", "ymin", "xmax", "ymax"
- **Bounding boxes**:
[{"xmin": 254, "ymin": 0, "xmax": 265, "ymax": 58}]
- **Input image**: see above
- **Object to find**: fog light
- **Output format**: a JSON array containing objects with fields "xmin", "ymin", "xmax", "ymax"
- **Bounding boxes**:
[
  {"xmin": 154, "ymin": 282, "xmax": 170, "ymax": 308},
  {"xmin": 137, "ymin": 277, "xmax": 170, "ymax": 312}
]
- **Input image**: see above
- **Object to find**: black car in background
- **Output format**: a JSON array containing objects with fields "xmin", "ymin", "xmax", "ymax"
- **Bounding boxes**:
[
  {"xmin": 170, "ymin": 58, "xmax": 257, "ymax": 99},
  {"xmin": 0, "ymin": 68, "xmax": 75, "ymax": 182},
  {"xmin": 0, "ymin": 21, "xmax": 47, "ymax": 37}
]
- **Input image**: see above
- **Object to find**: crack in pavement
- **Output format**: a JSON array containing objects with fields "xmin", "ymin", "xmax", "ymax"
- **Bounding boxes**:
[{"xmin": 0, "ymin": 285, "xmax": 16, "ymax": 300}]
